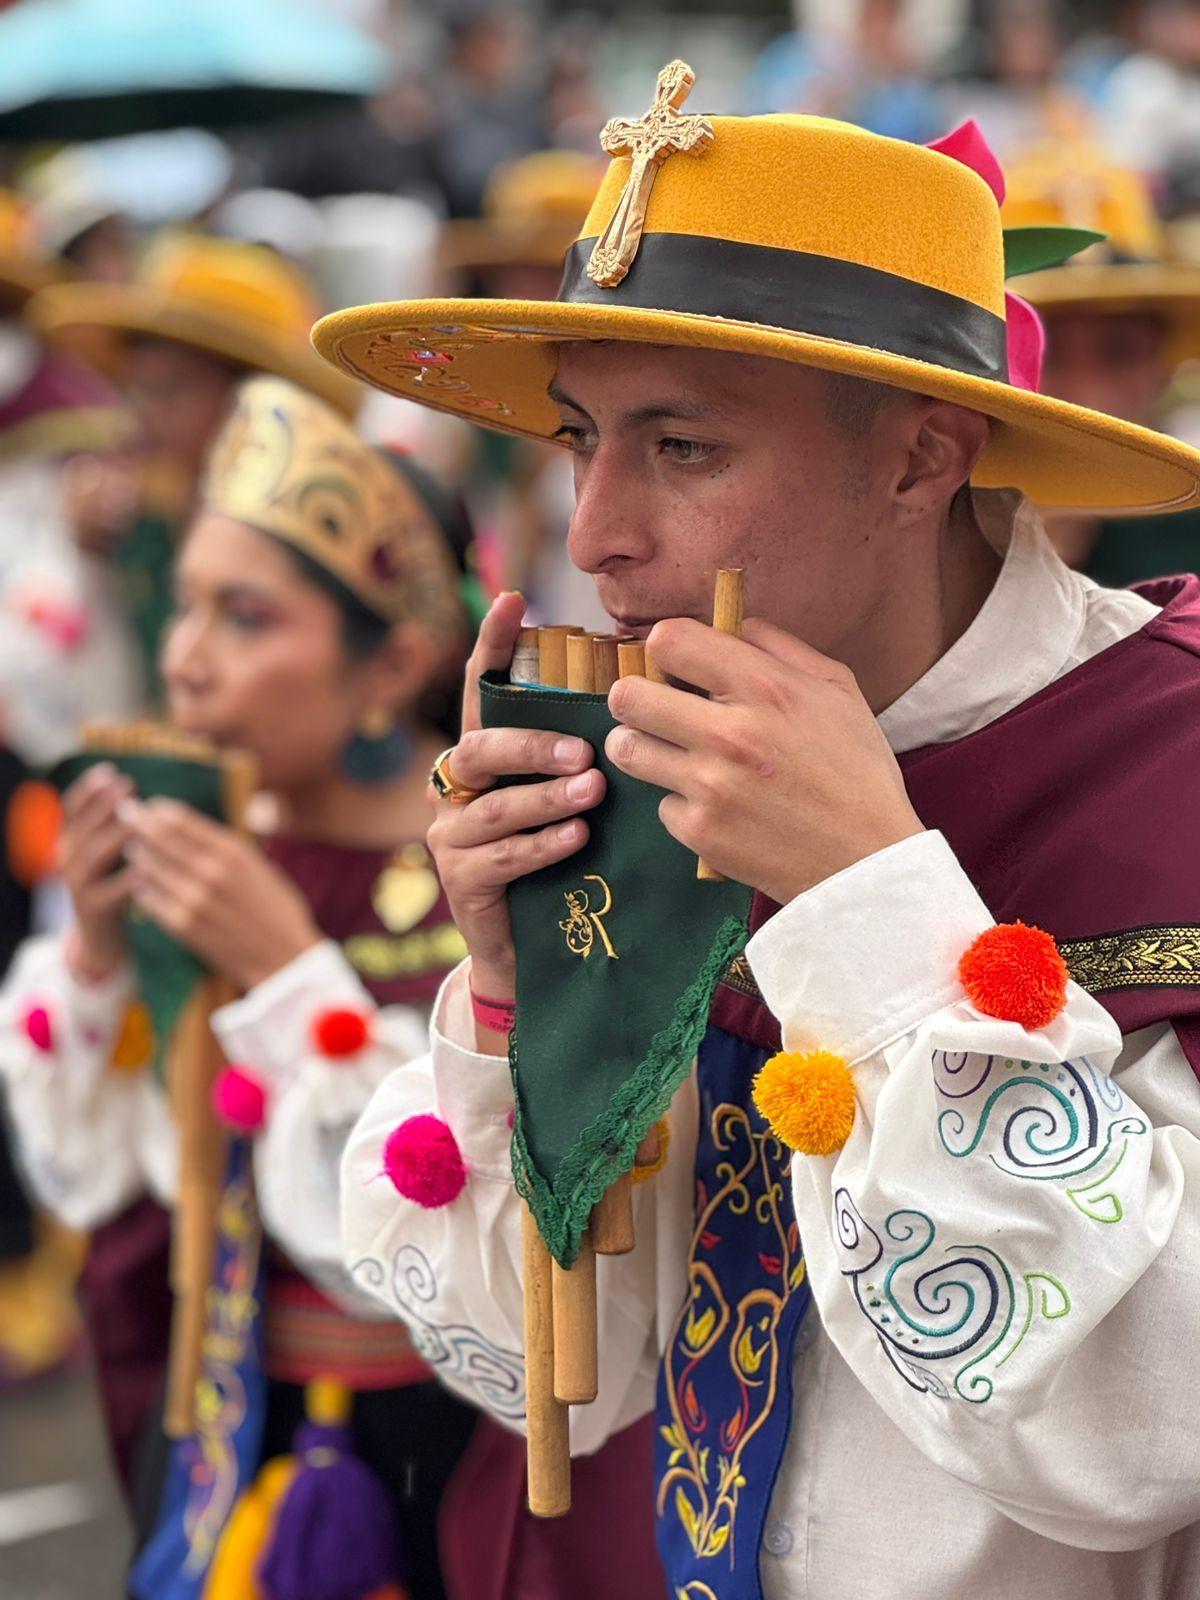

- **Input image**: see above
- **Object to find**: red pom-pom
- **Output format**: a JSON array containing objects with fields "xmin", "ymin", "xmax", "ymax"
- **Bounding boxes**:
[
  {"xmin": 212, "ymin": 1065, "xmax": 268, "ymax": 1132},
  {"xmin": 22, "ymin": 1002, "xmax": 53, "ymax": 1054},
  {"xmin": 313, "ymin": 1007, "xmax": 371, "ymax": 1059},
  {"xmin": 958, "ymin": 922, "xmax": 1068, "ymax": 1030},
  {"xmin": 383, "ymin": 1115, "xmax": 467, "ymax": 1208}
]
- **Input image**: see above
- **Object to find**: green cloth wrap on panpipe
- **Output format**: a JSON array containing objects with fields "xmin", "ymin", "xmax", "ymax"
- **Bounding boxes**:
[
  {"xmin": 53, "ymin": 750, "xmax": 227, "ymax": 1081},
  {"xmin": 480, "ymin": 671, "xmax": 752, "ymax": 1268}
]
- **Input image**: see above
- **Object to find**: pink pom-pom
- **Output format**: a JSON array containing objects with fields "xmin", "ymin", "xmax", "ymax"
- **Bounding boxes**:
[
  {"xmin": 22, "ymin": 1003, "xmax": 54, "ymax": 1054},
  {"xmin": 212, "ymin": 1065, "xmax": 268, "ymax": 1132},
  {"xmin": 383, "ymin": 1115, "xmax": 467, "ymax": 1208}
]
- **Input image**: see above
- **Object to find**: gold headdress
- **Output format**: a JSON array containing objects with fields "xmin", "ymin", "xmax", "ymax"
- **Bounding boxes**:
[{"xmin": 202, "ymin": 376, "xmax": 465, "ymax": 640}]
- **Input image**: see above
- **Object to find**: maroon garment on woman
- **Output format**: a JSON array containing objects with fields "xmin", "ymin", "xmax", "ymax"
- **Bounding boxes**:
[{"xmin": 79, "ymin": 835, "xmax": 462, "ymax": 1492}]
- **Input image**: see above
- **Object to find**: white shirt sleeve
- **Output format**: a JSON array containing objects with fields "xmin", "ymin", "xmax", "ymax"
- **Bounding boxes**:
[
  {"xmin": 212, "ymin": 938, "xmax": 431, "ymax": 1317},
  {"xmin": 341, "ymin": 957, "xmax": 694, "ymax": 1451},
  {"xmin": 0, "ymin": 934, "xmax": 172, "ymax": 1228},
  {"xmin": 747, "ymin": 828, "xmax": 1200, "ymax": 1552}
]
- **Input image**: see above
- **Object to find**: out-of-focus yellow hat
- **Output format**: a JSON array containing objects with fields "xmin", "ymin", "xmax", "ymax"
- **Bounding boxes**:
[
  {"xmin": 1002, "ymin": 137, "xmax": 1200, "ymax": 364},
  {"xmin": 29, "ymin": 233, "xmax": 361, "ymax": 416},
  {"xmin": 440, "ymin": 150, "xmax": 606, "ymax": 272},
  {"xmin": 0, "ymin": 190, "xmax": 61, "ymax": 306}
]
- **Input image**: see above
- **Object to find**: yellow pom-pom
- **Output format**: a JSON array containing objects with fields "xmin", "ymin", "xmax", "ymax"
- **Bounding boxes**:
[{"xmin": 752, "ymin": 1049, "xmax": 856, "ymax": 1156}]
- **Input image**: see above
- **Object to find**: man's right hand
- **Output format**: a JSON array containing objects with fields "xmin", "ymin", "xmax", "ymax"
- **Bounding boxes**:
[
  {"xmin": 60, "ymin": 763, "xmax": 136, "ymax": 981},
  {"xmin": 426, "ymin": 592, "xmax": 606, "ymax": 999}
]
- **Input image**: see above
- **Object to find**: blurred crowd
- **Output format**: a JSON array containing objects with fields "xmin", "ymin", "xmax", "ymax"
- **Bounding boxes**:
[{"xmin": 0, "ymin": 0, "xmax": 1197, "ymax": 1591}]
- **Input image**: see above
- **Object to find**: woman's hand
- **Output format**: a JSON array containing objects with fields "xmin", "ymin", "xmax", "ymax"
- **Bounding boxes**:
[
  {"xmin": 60, "ymin": 763, "xmax": 136, "ymax": 980},
  {"xmin": 123, "ymin": 800, "xmax": 321, "ymax": 992},
  {"xmin": 426, "ymin": 592, "xmax": 605, "ymax": 999}
]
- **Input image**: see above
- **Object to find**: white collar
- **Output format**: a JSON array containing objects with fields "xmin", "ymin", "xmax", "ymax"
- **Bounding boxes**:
[{"xmin": 877, "ymin": 489, "xmax": 1090, "ymax": 755}]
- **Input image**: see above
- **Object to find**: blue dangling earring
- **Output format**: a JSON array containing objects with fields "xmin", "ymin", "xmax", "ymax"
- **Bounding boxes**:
[{"xmin": 342, "ymin": 709, "xmax": 415, "ymax": 784}]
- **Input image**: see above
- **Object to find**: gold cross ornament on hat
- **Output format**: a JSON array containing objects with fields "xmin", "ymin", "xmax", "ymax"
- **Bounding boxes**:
[{"xmin": 587, "ymin": 59, "xmax": 713, "ymax": 288}]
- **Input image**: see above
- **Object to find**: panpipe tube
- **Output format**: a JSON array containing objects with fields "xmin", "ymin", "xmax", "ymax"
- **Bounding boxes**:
[
  {"xmin": 523, "ymin": 1207, "xmax": 572, "ymax": 1516},
  {"xmin": 538, "ymin": 624, "xmax": 583, "ymax": 688},
  {"xmin": 697, "ymin": 568, "xmax": 745, "ymax": 881},
  {"xmin": 551, "ymin": 1241, "xmax": 599, "ymax": 1403},
  {"xmin": 543, "ymin": 628, "xmax": 607, "ymax": 1383}
]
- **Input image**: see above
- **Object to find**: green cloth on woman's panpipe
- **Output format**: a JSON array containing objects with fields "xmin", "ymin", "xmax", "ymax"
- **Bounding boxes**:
[
  {"xmin": 52, "ymin": 750, "xmax": 227, "ymax": 1081},
  {"xmin": 480, "ymin": 671, "xmax": 751, "ymax": 1268}
]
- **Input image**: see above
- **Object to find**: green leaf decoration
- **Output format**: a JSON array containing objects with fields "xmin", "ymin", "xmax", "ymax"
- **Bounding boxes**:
[{"xmin": 1004, "ymin": 224, "xmax": 1107, "ymax": 278}]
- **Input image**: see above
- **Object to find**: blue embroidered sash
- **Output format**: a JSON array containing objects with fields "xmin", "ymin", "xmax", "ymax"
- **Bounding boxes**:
[
  {"xmin": 654, "ymin": 1024, "xmax": 811, "ymax": 1599},
  {"xmin": 129, "ymin": 1139, "xmax": 266, "ymax": 1600}
]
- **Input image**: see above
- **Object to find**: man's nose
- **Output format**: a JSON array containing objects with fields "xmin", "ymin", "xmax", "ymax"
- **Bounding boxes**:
[{"xmin": 566, "ymin": 444, "xmax": 655, "ymax": 575}]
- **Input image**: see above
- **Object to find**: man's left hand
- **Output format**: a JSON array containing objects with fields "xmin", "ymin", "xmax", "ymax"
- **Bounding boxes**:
[
  {"xmin": 606, "ymin": 617, "xmax": 924, "ymax": 904},
  {"xmin": 123, "ymin": 799, "xmax": 322, "ymax": 991}
]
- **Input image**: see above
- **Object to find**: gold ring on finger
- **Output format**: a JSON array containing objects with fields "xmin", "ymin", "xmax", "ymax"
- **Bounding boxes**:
[{"xmin": 429, "ymin": 747, "xmax": 485, "ymax": 805}]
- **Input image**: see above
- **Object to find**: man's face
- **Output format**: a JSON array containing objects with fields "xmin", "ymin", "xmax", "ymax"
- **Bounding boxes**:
[
  {"xmin": 1040, "ymin": 310, "xmax": 1170, "ymax": 428},
  {"xmin": 552, "ymin": 342, "xmax": 904, "ymax": 655}
]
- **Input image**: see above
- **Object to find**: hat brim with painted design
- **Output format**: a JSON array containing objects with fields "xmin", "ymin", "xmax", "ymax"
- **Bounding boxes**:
[{"xmin": 313, "ymin": 67, "xmax": 1200, "ymax": 516}]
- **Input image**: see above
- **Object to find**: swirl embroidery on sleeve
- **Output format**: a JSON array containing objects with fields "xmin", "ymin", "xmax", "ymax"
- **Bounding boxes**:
[
  {"xmin": 933, "ymin": 1050, "xmax": 1147, "ymax": 1218},
  {"xmin": 835, "ymin": 1188, "xmax": 1070, "ymax": 1403},
  {"xmin": 351, "ymin": 1244, "xmax": 526, "ymax": 1418}
]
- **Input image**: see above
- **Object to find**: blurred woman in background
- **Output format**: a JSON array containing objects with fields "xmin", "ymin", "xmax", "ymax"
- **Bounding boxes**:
[{"xmin": 0, "ymin": 375, "xmax": 479, "ymax": 1599}]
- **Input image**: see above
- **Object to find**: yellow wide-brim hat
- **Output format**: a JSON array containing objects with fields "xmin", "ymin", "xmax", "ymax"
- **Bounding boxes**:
[
  {"xmin": 314, "ymin": 72, "xmax": 1200, "ymax": 516},
  {"xmin": 441, "ymin": 150, "xmax": 606, "ymax": 272},
  {"xmin": 30, "ymin": 233, "xmax": 361, "ymax": 418},
  {"xmin": 1002, "ymin": 138, "xmax": 1200, "ymax": 365}
]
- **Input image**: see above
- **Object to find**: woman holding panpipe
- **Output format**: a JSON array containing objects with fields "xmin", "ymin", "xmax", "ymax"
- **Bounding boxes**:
[{"xmin": 0, "ymin": 377, "xmax": 481, "ymax": 1598}]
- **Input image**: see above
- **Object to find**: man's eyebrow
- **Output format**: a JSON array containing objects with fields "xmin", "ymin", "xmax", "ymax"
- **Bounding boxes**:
[{"xmin": 548, "ymin": 382, "xmax": 589, "ymax": 416}]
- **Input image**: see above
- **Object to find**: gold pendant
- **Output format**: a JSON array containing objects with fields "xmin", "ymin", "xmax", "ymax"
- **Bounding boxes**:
[{"xmin": 372, "ymin": 842, "xmax": 441, "ymax": 935}]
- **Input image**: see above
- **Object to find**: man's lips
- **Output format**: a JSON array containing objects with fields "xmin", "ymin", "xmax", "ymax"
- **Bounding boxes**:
[{"xmin": 606, "ymin": 614, "xmax": 657, "ymax": 639}]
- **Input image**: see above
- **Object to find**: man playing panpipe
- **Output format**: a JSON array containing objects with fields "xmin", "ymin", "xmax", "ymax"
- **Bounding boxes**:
[{"xmin": 332, "ymin": 67, "xmax": 1200, "ymax": 1600}]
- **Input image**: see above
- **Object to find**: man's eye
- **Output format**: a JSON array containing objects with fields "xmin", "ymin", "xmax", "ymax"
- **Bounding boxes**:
[
  {"xmin": 552, "ymin": 423, "xmax": 590, "ymax": 451},
  {"xmin": 660, "ymin": 437, "xmax": 714, "ymax": 464}
]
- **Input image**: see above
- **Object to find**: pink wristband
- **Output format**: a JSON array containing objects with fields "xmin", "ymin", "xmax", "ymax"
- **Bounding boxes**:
[{"xmin": 470, "ymin": 989, "xmax": 516, "ymax": 1035}]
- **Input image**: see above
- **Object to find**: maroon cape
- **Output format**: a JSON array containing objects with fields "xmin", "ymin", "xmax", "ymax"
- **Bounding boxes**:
[{"xmin": 716, "ymin": 572, "xmax": 1200, "ymax": 1082}]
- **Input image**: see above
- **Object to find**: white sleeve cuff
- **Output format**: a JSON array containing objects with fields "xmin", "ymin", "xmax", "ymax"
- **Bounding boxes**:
[
  {"xmin": 745, "ymin": 830, "xmax": 993, "ymax": 1064},
  {"xmin": 430, "ymin": 960, "xmax": 515, "ymax": 1179},
  {"xmin": 211, "ymin": 938, "xmax": 374, "ymax": 1090}
]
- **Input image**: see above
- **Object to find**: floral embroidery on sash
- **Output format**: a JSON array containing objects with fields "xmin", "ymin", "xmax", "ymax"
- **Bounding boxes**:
[
  {"xmin": 657, "ymin": 1072, "xmax": 807, "ymax": 1583},
  {"xmin": 835, "ymin": 1189, "xmax": 1071, "ymax": 1403}
]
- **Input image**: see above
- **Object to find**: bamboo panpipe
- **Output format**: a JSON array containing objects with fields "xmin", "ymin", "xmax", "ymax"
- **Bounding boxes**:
[
  {"xmin": 516, "ymin": 589, "xmax": 750, "ymax": 1506},
  {"xmin": 696, "ymin": 568, "xmax": 745, "ymax": 881},
  {"xmin": 82, "ymin": 723, "xmax": 257, "ymax": 1438}
]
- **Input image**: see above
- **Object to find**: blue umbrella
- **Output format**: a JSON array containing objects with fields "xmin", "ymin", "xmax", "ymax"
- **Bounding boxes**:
[{"xmin": 0, "ymin": 0, "xmax": 391, "ymax": 140}]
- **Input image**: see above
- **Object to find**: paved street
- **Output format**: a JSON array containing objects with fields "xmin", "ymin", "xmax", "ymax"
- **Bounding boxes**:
[{"xmin": 0, "ymin": 1363, "xmax": 131, "ymax": 1599}]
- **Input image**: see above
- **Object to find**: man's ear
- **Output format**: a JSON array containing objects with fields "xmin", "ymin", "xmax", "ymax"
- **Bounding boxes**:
[{"xmin": 890, "ymin": 400, "xmax": 991, "ymax": 520}]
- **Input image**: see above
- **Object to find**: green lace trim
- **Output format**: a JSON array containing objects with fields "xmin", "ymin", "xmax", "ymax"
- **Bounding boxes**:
[{"xmin": 509, "ymin": 914, "xmax": 749, "ymax": 1268}]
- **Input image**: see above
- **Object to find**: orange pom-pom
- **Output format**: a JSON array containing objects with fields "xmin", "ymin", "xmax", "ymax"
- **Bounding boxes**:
[
  {"xmin": 7, "ymin": 781, "xmax": 63, "ymax": 888},
  {"xmin": 958, "ymin": 922, "xmax": 1068, "ymax": 1030},
  {"xmin": 312, "ymin": 1007, "xmax": 371, "ymax": 1059},
  {"xmin": 109, "ymin": 1001, "xmax": 155, "ymax": 1073},
  {"xmin": 752, "ymin": 1049, "xmax": 856, "ymax": 1156}
]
